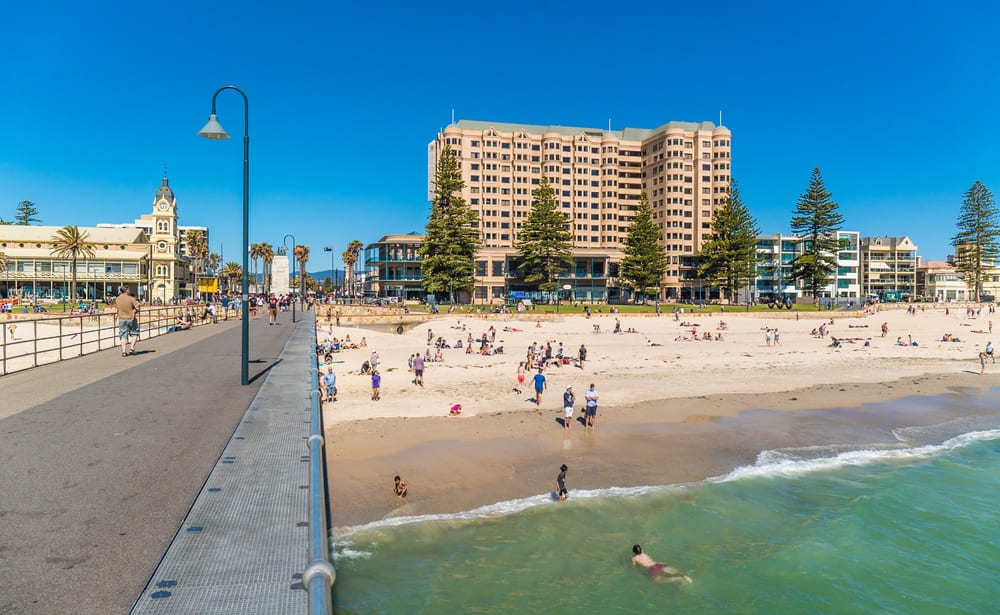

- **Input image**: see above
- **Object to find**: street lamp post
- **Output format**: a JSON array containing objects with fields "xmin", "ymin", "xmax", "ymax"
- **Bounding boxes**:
[
  {"xmin": 198, "ymin": 85, "xmax": 251, "ymax": 386},
  {"xmin": 324, "ymin": 246, "xmax": 334, "ymax": 301},
  {"xmin": 284, "ymin": 235, "xmax": 296, "ymax": 323}
]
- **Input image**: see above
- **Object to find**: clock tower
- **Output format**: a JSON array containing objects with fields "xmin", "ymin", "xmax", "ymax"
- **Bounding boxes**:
[{"xmin": 148, "ymin": 176, "xmax": 187, "ymax": 302}]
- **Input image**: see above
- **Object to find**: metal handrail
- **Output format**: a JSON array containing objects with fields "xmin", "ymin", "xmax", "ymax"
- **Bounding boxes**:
[
  {"xmin": 0, "ymin": 304, "xmax": 237, "ymax": 376},
  {"xmin": 302, "ymin": 316, "xmax": 335, "ymax": 613}
]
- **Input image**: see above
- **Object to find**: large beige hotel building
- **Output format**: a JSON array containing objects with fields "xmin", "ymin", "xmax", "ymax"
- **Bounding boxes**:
[{"xmin": 428, "ymin": 119, "xmax": 731, "ymax": 301}]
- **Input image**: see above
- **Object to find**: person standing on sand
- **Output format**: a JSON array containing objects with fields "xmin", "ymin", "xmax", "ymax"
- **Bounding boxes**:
[
  {"xmin": 881, "ymin": 322, "xmax": 889, "ymax": 337},
  {"xmin": 556, "ymin": 464, "xmax": 569, "ymax": 501},
  {"xmin": 578, "ymin": 343, "xmax": 587, "ymax": 369},
  {"xmin": 533, "ymin": 368, "xmax": 547, "ymax": 405},
  {"xmin": 585, "ymin": 384, "xmax": 599, "ymax": 429},
  {"xmin": 412, "ymin": 352, "xmax": 425, "ymax": 387},
  {"xmin": 116, "ymin": 285, "xmax": 140, "ymax": 357},
  {"xmin": 371, "ymin": 370, "xmax": 381, "ymax": 400},
  {"xmin": 515, "ymin": 362, "xmax": 526, "ymax": 394},
  {"xmin": 631, "ymin": 545, "xmax": 692, "ymax": 583},
  {"xmin": 563, "ymin": 386, "xmax": 575, "ymax": 430}
]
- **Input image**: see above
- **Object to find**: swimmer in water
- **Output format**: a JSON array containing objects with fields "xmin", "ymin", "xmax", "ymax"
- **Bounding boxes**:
[{"xmin": 631, "ymin": 544, "xmax": 692, "ymax": 584}]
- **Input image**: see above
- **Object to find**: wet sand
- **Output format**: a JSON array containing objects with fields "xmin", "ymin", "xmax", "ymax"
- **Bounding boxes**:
[{"xmin": 327, "ymin": 371, "xmax": 998, "ymax": 528}]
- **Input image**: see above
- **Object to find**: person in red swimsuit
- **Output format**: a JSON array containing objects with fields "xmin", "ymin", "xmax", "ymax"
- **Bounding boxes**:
[{"xmin": 631, "ymin": 544, "xmax": 692, "ymax": 584}]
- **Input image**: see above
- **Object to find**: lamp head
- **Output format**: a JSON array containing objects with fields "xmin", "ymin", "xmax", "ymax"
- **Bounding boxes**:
[{"xmin": 197, "ymin": 114, "xmax": 230, "ymax": 140}]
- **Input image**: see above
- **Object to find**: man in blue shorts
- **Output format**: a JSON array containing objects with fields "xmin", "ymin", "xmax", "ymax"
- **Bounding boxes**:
[
  {"xmin": 584, "ymin": 383, "xmax": 599, "ymax": 430},
  {"xmin": 533, "ymin": 368, "xmax": 547, "ymax": 406}
]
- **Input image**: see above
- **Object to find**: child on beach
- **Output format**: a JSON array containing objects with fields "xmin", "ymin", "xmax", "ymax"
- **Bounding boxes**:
[
  {"xmin": 393, "ymin": 475, "xmax": 407, "ymax": 498},
  {"xmin": 515, "ymin": 362, "xmax": 526, "ymax": 394},
  {"xmin": 556, "ymin": 464, "xmax": 569, "ymax": 501},
  {"xmin": 371, "ymin": 370, "xmax": 381, "ymax": 400}
]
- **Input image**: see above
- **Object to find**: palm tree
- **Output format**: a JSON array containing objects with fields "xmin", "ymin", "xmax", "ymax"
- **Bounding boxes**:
[
  {"xmin": 259, "ymin": 243, "xmax": 274, "ymax": 295},
  {"xmin": 293, "ymin": 244, "xmax": 310, "ymax": 297},
  {"xmin": 342, "ymin": 239, "xmax": 364, "ymax": 298},
  {"xmin": 220, "ymin": 262, "xmax": 243, "ymax": 293},
  {"xmin": 250, "ymin": 242, "xmax": 266, "ymax": 293},
  {"xmin": 185, "ymin": 230, "xmax": 209, "ymax": 298},
  {"xmin": 50, "ymin": 226, "xmax": 96, "ymax": 301}
]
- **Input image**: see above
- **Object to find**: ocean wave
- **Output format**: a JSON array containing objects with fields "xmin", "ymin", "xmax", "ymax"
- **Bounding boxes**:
[
  {"xmin": 331, "ymin": 483, "xmax": 677, "ymax": 539},
  {"xmin": 720, "ymin": 428, "xmax": 1000, "ymax": 482}
]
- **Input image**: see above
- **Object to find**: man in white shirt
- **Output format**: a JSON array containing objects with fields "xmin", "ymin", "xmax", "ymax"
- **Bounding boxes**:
[{"xmin": 584, "ymin": 384, "xmax": 599, "ymax": 430}]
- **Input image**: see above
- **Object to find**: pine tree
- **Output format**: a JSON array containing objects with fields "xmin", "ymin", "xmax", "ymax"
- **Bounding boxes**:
[
  {"xmin": 788, "ymin": 168, "xmax": 845, "ymax": 299},
  {"xmin": 620, "ymin": 192, "xmax": 667, "ymax": 299},
  {"xmin": 952, "ymin": 180, "xmax": 1000, "ymax": 300},
  {"xmin": 420, "ymin": 144, "xmax": 480, "ymax": 302},
  {"xmin": 697, "ymin": 180, "xmax": 760, "ymax": 302},
  {"xmin": 15, "ymin": 200, "xmax": 40, "ymax": 225},
  {"xmin": 515, "ymin": 176, "xmax": 573, "ymax": 298}
]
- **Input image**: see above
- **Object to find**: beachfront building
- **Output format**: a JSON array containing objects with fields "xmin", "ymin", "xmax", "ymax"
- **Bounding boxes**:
[
  {"xmin": 0, "ymin": 225, "xmax": 151, "ymax": 303},
  {"xmin": 429, "ymin": 118, "xmax": 732, "ymax": 301},
  {"xmin": 753, "ymin": 231, "xmax": 861, "ymax": 304},
  {"xmin": 364, "ymin": 233, "xmax": 425, "ymax": 301},
  {"xmin": 1, "ymin": 177, "xmax": 201, "ymax": 303},
  {"xmin": 916, "ymin": 259, "xmax": 968, "ymax": 302},
  {"xmin": 859, "ymin": 236, "xmax": 918, "ymax": 301}
]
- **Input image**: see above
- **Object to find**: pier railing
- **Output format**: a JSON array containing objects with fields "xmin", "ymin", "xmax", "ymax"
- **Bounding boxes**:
[
  {"xmin": 0, "ymin": 305, "xmax": 235, "ymax": 376},
  {"xmin": 303, "ymin": 320, "xmax": 336, "ymax": 613}
]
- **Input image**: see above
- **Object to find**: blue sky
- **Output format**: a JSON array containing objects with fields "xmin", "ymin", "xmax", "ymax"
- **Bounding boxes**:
[{"xmin": 2, "ymin": 1, "xmax": 998, "ymax": 268}]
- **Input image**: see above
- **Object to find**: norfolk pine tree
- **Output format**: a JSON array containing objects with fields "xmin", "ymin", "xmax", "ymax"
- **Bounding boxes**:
[
  {"xmin": 515, "ymin": 176, "xmax": 573, "ymax": 299},
  {"xmin": 697, "ymin": 180, "xmax": 760, "ymax": 302},
  {"xmin": 420, "ymin": 144, "xmax": 480, "ymax": 302},
  {"xmin": 788, "ymin": 168, "xmax": 845, "ymax": 300},
  {"xmin": 620, "ymin": 192, "xmax": 667, "ymax": 299},
  {"xmin": 952, "ymin": 180, "xmax": 1000, "ymax": 300},
  {"xmin": 15, "ymin": 200, "xmax": 41, "ymax": 225}
]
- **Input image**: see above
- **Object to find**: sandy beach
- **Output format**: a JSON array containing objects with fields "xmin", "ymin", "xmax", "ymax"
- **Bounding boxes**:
[{"xmin": 321, "ymin": 305, "xmax": 1000, "ymax": 527}]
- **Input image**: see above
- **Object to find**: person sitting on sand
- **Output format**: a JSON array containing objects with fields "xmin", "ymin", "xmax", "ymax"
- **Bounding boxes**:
[
  {"xmin": 631, "ymin": 545, "xmax": 691, "ymax": 584},
  {"xmin": 393, "ymin": 475, "xmax": 407, "ymax": 498}
]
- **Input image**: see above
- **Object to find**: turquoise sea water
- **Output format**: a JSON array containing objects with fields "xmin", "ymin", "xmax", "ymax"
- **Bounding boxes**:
[{"xmin": 330, "ymin": 409, "xmax": 1000, "ymax": 614}]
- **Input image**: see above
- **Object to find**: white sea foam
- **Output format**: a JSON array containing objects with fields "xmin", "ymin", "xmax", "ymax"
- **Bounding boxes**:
[{"xmin": 719, "ymin": 429, "xmax": 1000, "ymax": 483}]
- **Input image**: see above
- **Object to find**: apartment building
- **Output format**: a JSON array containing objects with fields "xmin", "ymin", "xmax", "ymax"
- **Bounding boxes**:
[
  {"xmin": 429, "ymin": 119, "xmax": 731, "ymax": 301},
  {"xmin": 754, "ymin": 231, "xmax": 860, "ymax": 303},
  {"xmin": 859, "ymin": 236, "xmax": 918, "ymax": 300}
]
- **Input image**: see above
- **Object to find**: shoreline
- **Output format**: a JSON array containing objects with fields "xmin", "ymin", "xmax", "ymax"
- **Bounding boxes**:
[{"xmin": 327, "ymin": 370, "xmax": 1000, "ymax": 529}]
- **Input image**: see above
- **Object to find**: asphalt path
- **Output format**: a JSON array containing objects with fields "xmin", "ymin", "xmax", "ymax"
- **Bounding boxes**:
[{"xmin": 0, "ymin": 311, "xmax": 299, "ymax": 614}]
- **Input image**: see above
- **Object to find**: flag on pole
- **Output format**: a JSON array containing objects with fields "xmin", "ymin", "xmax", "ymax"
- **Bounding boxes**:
[{"xmin": 323, "ymin": 246, "xmax": 333, "ymax": 251}]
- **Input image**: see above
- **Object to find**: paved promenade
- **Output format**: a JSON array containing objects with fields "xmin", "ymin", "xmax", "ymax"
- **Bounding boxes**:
[{"xmin": 0, "ymin": 310, "xmax": 308, "ymax": 614}]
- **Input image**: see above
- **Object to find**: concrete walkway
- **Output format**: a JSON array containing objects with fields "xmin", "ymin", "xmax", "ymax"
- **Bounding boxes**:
[
  {"xmin": 129, "ymin": 314, "xmax": 317, "ymax": 614},
  {"xmin": 0, "ymin": 310, "xmax": 307, "ymax": 614}
]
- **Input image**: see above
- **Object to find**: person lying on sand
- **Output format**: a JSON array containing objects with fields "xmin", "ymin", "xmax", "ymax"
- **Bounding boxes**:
[{"xmin": 631, "ymin": 545, "xmax": 691, "ymax": 584}]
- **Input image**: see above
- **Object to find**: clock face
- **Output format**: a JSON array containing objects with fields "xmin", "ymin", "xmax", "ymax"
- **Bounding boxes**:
[
  {"xmin": 158, "ymin": 202, "xmax": 168, "ymax": 211},
  {"xmin": 157, "ymin": 242, "xmax": 167, "ymax": 252}
]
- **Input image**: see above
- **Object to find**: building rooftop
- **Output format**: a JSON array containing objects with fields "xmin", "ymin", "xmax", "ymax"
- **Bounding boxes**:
[
  {"xmin": 0, "ymin": 225, "xmax": 147, "ymax": 245},
  {"xmin": 451, "ymin": 119, "xmax": 726, "ymax": 141}
]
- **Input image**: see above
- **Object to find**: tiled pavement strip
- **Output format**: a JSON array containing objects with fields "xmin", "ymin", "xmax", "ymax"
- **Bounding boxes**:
[{"xmin": 130, "ymin": 315, "xmax": 319, "ymax": 614}]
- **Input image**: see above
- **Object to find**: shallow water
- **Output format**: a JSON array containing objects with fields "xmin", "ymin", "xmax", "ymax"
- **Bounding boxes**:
[{"xmin": 330, "ymin": 396, "xmax": 1000, "ymax": 614}]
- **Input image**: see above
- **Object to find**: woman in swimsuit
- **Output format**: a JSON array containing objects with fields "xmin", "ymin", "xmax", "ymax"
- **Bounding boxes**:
[{"xmin": 631, "ymin": 545, "xmax": 692, "ymax": 584}]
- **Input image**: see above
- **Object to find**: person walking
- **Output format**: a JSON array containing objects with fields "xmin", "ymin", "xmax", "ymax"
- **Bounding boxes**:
[
  {"xmin": 563, "ymin": 385, "xmax": 575, "ymax": 430},
  {"xmin": 267, "ymin": 294, "xmax": 278, "ymax": 325},
  {"xmin": 556, "ymin": 464, "xmax": 569, "ymax": 502},
  {"xmin": 115, "ymin": 285, "xmax": 140, "ymax": 357},
  {"xmin": 533, "ymin": 368, "xmax": 547, "ymax": 406}
]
